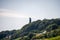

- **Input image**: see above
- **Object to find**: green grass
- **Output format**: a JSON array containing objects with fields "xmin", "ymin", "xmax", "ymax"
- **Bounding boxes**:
[
  {"xmin": 45, "ymin": 36, "xmax": 60, "ymax": 40},
  {"xmin": 15, "ymin": 37, "xmax": 21, "ymax": 40}
]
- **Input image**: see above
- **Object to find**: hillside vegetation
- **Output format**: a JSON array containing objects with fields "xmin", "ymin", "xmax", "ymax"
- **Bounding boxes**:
[{"xmin": 0, "ymin": 18, "xmax": 60, "ymax": 40}]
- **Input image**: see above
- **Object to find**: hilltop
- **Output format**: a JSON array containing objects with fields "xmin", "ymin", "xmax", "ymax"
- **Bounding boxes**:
[{"xmin": 0, "ymin": 18, "xmax": 60, "ymax": 40}]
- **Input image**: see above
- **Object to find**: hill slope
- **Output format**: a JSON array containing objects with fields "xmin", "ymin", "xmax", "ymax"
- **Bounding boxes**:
[
  {"xmin": 20, "ymin": 18, "xmax": 60, "ymax": 36},
  {"xmin": 0, "ymin": 18, "xmax": 60, "ymax": 40}
]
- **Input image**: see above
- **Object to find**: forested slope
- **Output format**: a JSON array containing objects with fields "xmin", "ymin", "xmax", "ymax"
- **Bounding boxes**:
[{"xmin": 0, "ymin": 18, "xmax": 60, "ymax": 40}]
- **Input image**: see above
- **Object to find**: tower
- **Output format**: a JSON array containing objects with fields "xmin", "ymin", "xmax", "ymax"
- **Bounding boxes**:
[{"xmin": 29, "ymin": 17, "xmax": 31, "ymax": 23}]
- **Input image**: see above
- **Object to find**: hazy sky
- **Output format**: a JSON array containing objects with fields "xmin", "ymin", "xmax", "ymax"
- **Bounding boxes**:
[{"xmin": 0, "ymin": 0, "xmax": 60, "ymax": 32}]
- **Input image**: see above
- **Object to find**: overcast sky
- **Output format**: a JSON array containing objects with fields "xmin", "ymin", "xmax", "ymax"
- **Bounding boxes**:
[{"xmin": 0, "ymin": 0, "xmax": 60, "ymax": 32}]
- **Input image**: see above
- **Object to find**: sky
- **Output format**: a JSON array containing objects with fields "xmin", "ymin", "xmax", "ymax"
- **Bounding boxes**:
[{"xmin": 0, "ymin": 0, "xmax": 60, "ymax": 32}]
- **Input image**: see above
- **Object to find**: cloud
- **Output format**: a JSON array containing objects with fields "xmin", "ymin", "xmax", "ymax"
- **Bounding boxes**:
[
  {"xmin": 0, "ymin": 9, "xmax": 28, "ymax": 18},
  {"xmin": 0, "ymin": 9, "xmax": 39, "ymax": 19}
]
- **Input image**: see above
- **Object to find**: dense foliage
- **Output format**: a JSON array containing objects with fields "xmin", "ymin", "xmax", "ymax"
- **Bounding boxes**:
[
  {"xmin": 0, "ymin": 18, "xmax": 60, "ymax": 40},
  {"xmin": 20, "ymin": 18, "xmax": 60, "ymax": 36}
]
